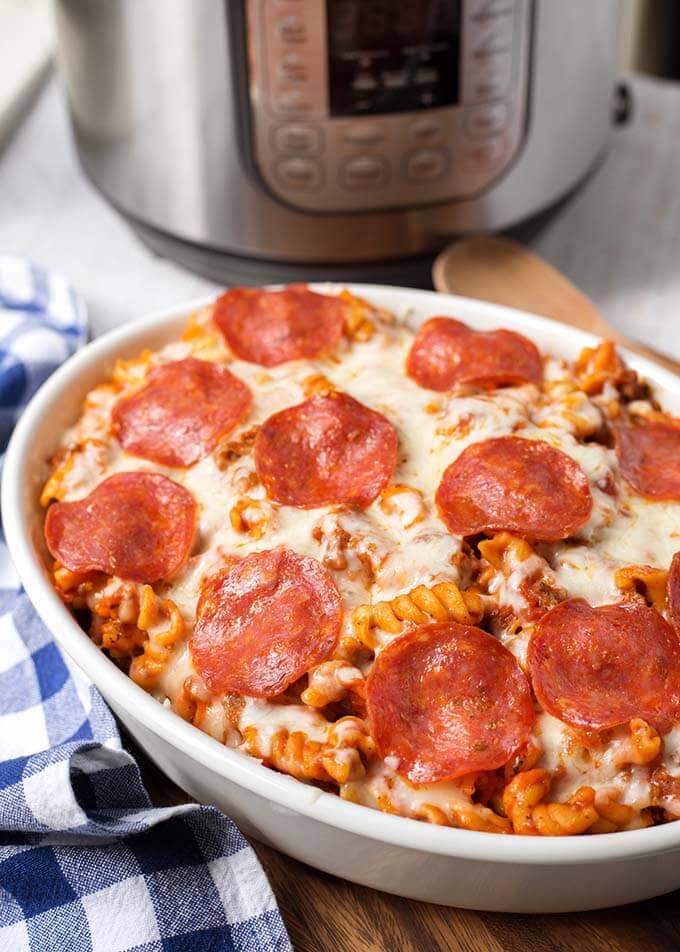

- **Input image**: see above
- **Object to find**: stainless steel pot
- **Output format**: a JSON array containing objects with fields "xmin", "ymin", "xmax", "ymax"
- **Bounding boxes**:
[{"xmin": 54, "ymin": 0, "xmax": 622, "ymax": 284}]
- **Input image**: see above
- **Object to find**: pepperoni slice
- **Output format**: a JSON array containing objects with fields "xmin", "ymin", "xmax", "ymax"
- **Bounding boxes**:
[
  {"xmin": 528, "ymin": 598, "xmax": 680, "ymax": 733},
  {"xmin": 366, "ymin": 622, "xmax": 534, "ymax": 784},
  {"xmin": 406, "ymin": 317, "xmax": 543, "ymax": 392},
  {"xmin": 44, "ymin": 472, "xmax": 196, "ymax": 582},
  {"xmin": 614, "ymin": 419, "xmax": 680, "ymax": 500},
  {"xmin": 112, "ymin": 357, "xmax": 252, "ymax": 468},
  {"xmin": 254, "ymin": 392, "xmax": 397, "ymax": 509},
  {"xmin": 213, "ymin": 286, "xmax": 347, "ymax": 367},
  {"xmin": 667, "ymin": 553, "xmax": 680, "ymax": 630},
  {"xmin": 436, "ymin": 436, "xmax": 592, "ymax": 541},
  {"xmin": 190, "ymin": 548, "xmax": 342, "ymax": 698}
]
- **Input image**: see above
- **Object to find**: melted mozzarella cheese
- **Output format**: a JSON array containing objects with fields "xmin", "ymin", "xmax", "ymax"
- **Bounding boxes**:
[
  {"xmin": 534, "ymin": 713, "xmax": 652, "ymax": 812},
  {"xmin": 550, "ymin": 548, "xmax": 622, "ymax": 606},
  {"xmin": 238, "ymin": 700, "xmax": 330, "ymax": 756},
  {"xmin": 343, "ymin": 756, "xmax": 471, "ymax": 818}
]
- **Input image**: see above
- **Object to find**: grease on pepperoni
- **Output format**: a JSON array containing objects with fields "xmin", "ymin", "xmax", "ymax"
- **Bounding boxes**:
[
  {"xmin": 436, "ymin": 436, "xmax": 592, "ymax": 541},
  {"xmin": 667, "ymin": 552, "xmax": 680, "ymax": 631},
  {"xmin": 44, "ymin": 472, "xmax": 196, "ymax": 582},
  {"xmin": 254, "ymin": 391, "xmax": 397, "ymax": 509},
  {"xmin": 112, "ymin": 357, "xmax": 252, "ymax": 468},
  {"xmin": 366, "ymin": 621, "xmax": 534, "ymax": 783},
  {"xmin": 614, "ymin": 419, "xmax": 680, "ymax": 500},
  {"xmin": 190, "ymin": 548, "xmax": 342, "ymax": 698},
  {"xmin": 528, "ymin": 598, "xmax": 680, "ymax": 733},
  {"xmin": 406, "ymin": 317, "xmax": 543, "ymax": 392},
  {"xmin": 213, "ymin": 285, "xmax": 347, "ymax": 367}
]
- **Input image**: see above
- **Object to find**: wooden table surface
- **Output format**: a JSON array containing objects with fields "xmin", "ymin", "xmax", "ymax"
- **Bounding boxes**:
[{"xmin": 128, "ymin": 734, "xmax": 680, "ymax": 952}]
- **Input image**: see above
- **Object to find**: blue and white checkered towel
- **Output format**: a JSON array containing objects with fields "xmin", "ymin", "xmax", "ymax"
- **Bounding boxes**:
[{"xmin": 0, "ymin": 258, "xmax": 291, "ymax": 952}]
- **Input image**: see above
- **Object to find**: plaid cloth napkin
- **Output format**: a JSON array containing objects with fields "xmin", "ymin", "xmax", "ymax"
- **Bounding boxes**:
[{"xmin": 0, "ymin": 258, "xmax": 291, "ymax": 952}]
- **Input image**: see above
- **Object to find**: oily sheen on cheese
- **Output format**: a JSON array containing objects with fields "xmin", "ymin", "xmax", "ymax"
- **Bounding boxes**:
[{"xmin": 42, "ymin": 286, "xmax": 680, "ymax": 836}]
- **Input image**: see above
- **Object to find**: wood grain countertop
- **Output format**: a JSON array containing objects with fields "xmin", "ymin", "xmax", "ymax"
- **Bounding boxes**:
[{"xmin": 130, "ymin": 736, "xmax": 680, "ymax": 952}]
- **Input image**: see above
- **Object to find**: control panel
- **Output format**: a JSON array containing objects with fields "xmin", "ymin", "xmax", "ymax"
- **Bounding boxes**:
[{"xmin": 244, "ymin": 0, "xmax": 532, "ymax": 212}]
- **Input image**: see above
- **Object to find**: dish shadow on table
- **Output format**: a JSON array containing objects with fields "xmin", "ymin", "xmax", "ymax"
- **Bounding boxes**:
[{"xmin": 120, "ymin": 729, "xmax": 680, "ymax": 952}]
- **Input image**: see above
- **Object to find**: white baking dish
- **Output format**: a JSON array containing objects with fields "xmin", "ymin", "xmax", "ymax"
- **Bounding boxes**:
[{"xmin": 5, "ymin": 285, "xmax": 680, "ymax": 913}]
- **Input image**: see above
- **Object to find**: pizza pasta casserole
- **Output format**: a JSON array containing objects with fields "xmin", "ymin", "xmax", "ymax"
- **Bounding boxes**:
[{"xmin": 41, "ymin": 285, "xmax": 680, "ymax": 836}]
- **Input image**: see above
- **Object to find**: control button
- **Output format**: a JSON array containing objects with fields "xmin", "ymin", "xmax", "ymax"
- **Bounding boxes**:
[
  {"xmin": 340, "ymin": 156, "xmax": 389, "ymax": 189},
  {"xmin": 468, "ymin": 9, "xmax": 515, "ymax": 54},
  {"xmin": 275, "ymin": 157, "xmax": 322, "ymax": 191},
  {"xmin": 470, "ymin": 0, "xmax": 516, "ymax": 22},
  {"xmin": 406, "ymin": 148, "xmax": 449, "ymax": 183},
  {"xmin": 462, "ymin": 137, "xmax": 508, "ymax": 173},
  {"xmin": 277, "ymin": 14, "xmax": 307, "ymax": 44},
  {"xmin": 278, "ymin": 53, "xmax": 308, "ymax": 84},
  {"xmin": 272, "ymin": 123, "xmax": 322, "ymax": 156},
  {"xmin": 465, "ymin": 101, "xmax": 508, "ymax": 138},
  {"xmin": 409, "ymin": 118, "xmax": 443, "ymax": 146},
  {"xmin": 342, "ymin": 124, "xmax": 386, "ymax": 148},
  {"xmin": 467, "ymin": 50, "xmax": 513, "ymax": 99},
  {"xmin": 273, "ymin": 89, "xmax": 313, "ymax": 114}
]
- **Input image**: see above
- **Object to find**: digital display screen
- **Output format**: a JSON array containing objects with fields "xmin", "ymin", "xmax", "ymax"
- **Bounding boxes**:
[{"xmin": 327, "ymin": 0, "xmax": 461, "ymax": 116}]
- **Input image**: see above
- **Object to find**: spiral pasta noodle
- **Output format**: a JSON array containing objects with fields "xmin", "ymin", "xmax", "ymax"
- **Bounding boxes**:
[
  {"xmin": 574, "ymin": 339, "xmax": 651, "ymax": 403},
  {"xmin": 240, "ymin": 715, "xmax": 373, "ymax": 785},
  {"xmin": 300, "ymin": 660, "xmax": 364, "ymax": 708},
  {"xmin": 478, "ymin": 532, "xmax": 535, "ymax": 571},
  {"xmin": 352, "ymin": 581, "xmax": 484, "ymax": 649},
  {"xmin": 339, "ymin": 290, "xmax": 376, "ymax": 342},
  {"xmin": 128, "ymin": 586, "xmax": 185, "ymax": 690},
  {"xmin": 302, "ymin": 373, "xmax": 336, "ymax": 397},
  {"xmin": 229, "ymin": 497, "xmax": 270, "ymax": 538},
  {"xmin": 502, "ymin": 719, "xmax": 660, "ymax": 835},
  {"xmin": 615, "ymin": 565, "xmax": 668, "ymax": 614}
]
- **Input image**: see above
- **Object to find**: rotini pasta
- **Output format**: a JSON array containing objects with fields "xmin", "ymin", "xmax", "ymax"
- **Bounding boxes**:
[
  {"xmin": 302, "ymin": 373, "xmax": 336, "ymax": 397},
  {"xmin": 229, "ymin": 497, "xmax": 271, "ymax": 538},
  {"xmin": 503, "ymin": 770, "xmax": 600, "ymax": 836},
  {"xmin": 615, "ymin": 565, "xmax": 668, "ymax": 614},
  {"xmin": 338, "ymin": 289, "xmax": 378, "ymax": 342},
  {"xmin": 128, "ymin": 586, "xmax": 185, "ymax": 689},
  {"xmin": 573, "ymin": 339, "xmax": 650, "ymax": 400},
  {"xmin": 352, "ymin": 581, "xmax": 484, "ymax": 648},
  {"xmin": 300, "ymin": 660, "xmax": 364, "ymax": 707}
]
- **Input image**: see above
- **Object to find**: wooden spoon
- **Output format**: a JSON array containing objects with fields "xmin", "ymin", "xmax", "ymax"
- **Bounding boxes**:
[{"xmin": 433, "ymin": 236, "xmax": 680, "ymax": 377}]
